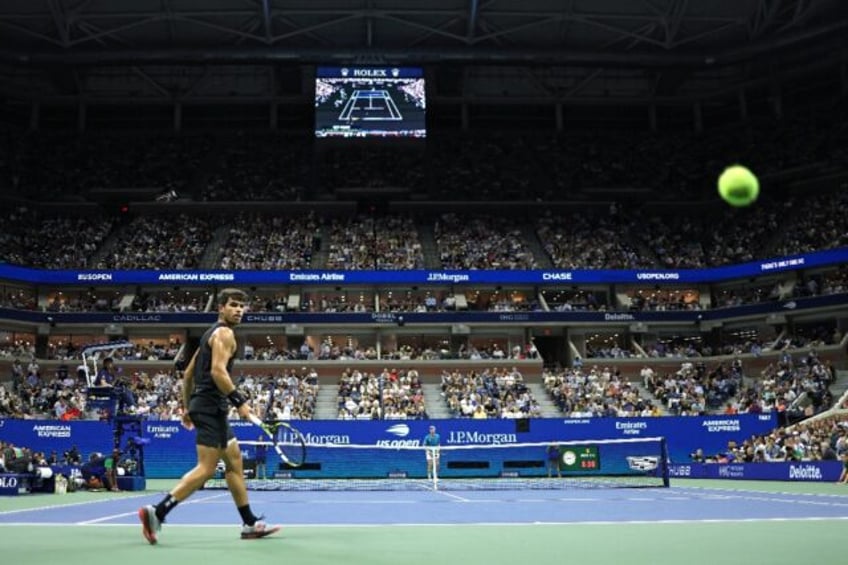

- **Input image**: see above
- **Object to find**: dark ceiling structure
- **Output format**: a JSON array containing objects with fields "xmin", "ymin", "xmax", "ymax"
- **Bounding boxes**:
[{"xmin": 0, "ymin": 0, "xmax": 845, "ymax": 122}]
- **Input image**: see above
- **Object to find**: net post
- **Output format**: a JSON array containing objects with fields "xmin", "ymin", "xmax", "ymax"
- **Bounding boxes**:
[
  {"xmin": 432, "ymin": 446, "xmax": 439, "ymax": 490},
  {"xmin": 660, "ymin": 437, "xmax": 670, "ymax": 488}
]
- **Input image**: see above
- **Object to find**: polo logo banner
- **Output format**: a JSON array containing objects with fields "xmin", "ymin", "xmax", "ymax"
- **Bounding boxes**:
[{"xmin": 0, "ymin": 475, "xmax": 23, "ymax": 496}]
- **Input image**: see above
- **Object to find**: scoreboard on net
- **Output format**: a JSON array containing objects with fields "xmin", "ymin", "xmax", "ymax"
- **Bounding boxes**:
[{"xmin": 559, "ymin": 445, "xmax": 600, "ymax": 471}]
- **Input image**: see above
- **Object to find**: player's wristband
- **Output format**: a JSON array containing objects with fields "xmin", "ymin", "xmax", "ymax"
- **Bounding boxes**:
[{"xmin": 227, "ymin": 389, "xmax": 248, "ymax": 408}]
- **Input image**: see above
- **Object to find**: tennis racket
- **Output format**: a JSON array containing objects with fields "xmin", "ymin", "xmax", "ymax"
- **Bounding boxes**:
[{"xmin": 248, "ymin": 414, "xmax": 308, "ymax": 468}]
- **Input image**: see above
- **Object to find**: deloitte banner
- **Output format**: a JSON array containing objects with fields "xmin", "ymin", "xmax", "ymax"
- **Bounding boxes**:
[
  {"xmin": 669, "ymin": 462, "xmax": 843, "ymax": 481},
  {"xmin": 0, "ymin": 414, "xmax": 778, "ymax": 479}
]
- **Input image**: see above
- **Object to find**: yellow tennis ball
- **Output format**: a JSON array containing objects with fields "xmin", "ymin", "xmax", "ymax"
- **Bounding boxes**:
[{"xmin": 718, "ymin": 165, "xmax": 759, "ymax": 207}]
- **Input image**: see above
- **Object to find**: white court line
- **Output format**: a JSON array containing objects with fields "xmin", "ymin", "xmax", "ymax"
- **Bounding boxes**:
[
  {"xmin": 243, "ymin": 492, "xmax": 848, "ymax": 507},
  {"xmin": 189, "ymin": 497, "xmax": 567, "ymax": 505},
  {"xmin": 729, "ymin": 494, "xmax": 848, "ymax": 508},
  {"xmin": 193, "ymin": 498, "xmax": 416, "ymax": 505},
  {"xmin": 428, "ymin": 488, "xmax": 470, "ymax": 502},
  {"xmin": 310, "ymin": 500, "xmax": 416, "ymax": 504},
  {"xmin": 0, "ymin": 492, "xmax": 151, "ymax": 516},
  {"xmin": 79, "ymin": 510, "xmax": 144, "ymax": 524},
  {"xmin": 676, "ymin": 485, "xmax": 848, "ymax": 499},
  {"xmin": 76, "ymin": 492, "xmax": 231, "ymax": 525},
  {"xmin": 3, "ymin": 516, "xmax": 848, "ymax": 528},
  {"xmin": 675, "ymin": 486, "xmax": 848, "ymax": 507}
]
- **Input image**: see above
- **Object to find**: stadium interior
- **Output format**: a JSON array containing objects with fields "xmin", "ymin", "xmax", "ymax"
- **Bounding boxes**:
[
  {"xmin": 2, "ymin": 4, "xmax": 848, "ymax": 564},
  {"xmin": 0, "ymin": 0, "xmax": 847, "ymax": 499}
]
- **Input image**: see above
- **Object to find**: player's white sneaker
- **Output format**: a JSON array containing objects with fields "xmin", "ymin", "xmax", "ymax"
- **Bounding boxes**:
[
  {"xmin": 138, "ymin": 505, "xmax": 161, "ymax": 545},
  {"xmin": 240, "ymin": 521, "xmax": 281, "ymax": 540}
]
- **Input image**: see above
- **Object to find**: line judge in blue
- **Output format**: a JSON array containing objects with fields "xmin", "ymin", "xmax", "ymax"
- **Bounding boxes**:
[{"xmin": 423, "ymin": 425, "xmax": 441, "ymax": 480}]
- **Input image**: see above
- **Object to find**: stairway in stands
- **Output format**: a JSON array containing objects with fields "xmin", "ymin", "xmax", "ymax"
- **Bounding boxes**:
[
  {"xmin": 520, "ymin": 222, "xmax": 553, "ymax": 269},
  {"xmin": 309, "ymin": 225, "xmax": 330, "ymax": 268},
  {"xmin": 831, "ymin": 370, "xmax": 848, "ymax": 406},
  {"xmin": 87, "ymin": 222, "xmax": 132, "ymax": 268},
  {"xmin": 422, "ymin": 383, "xmax": 452, "ymax": 418},
  {"xmin": 198, "ymin": 224, "xmax": 233, "ymax": 268},
  {"xmin": 313, "ymin": 385, "xmax": 340, "ymax": 420},
  {"xmin": 633, "ymin": 381, "xmax": 668, "ymax": 415},
  {"xmin": 527, "ymin": 383, "xmax": 561, "ymax": 417},
  {"xmin": 416, "ymin": 217, "xmax": 441, "ymax": 269}
]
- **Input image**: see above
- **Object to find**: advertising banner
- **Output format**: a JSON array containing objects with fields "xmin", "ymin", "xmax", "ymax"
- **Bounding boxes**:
[
  {"xmin": 1, "ymin": 414, "xmax": 779, "ymax": 478},
  {"xmin": 0, "ymin": 247, "xmax": 845, "ymax": 286},
  {"xmin": 1, "ymin": 292, "xmax": 845, "ymax": 326},
  {"xmin": 669, "ymin": 461, "xmax": 843, "ymax": 481}
]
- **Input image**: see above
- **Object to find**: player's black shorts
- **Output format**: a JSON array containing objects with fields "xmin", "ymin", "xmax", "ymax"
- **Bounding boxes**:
[{"xmin": 189, "ymin": 410, "xmax": 235, "ymax": 449}]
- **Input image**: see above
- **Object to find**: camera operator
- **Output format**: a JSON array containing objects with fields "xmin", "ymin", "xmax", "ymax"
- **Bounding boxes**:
[
  {"xmin": 64, "ymin": 445, "xmax": 82, "ymax": 465},
  {"xmin": 690, "ymin": 448, "xmax": 706, "ymax": 463}
]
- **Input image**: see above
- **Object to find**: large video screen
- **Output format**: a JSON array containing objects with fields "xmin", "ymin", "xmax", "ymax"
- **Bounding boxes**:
[{"xmin": 315, "ymin": 66, "xmax": 426, "ymax": 139}]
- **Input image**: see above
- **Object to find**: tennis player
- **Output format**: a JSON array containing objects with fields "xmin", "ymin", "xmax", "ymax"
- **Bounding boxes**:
[
  {"xmin": 138, "ymin": 288, "xmax": 279, "ymax": 544},
  {"xmin": 546, "ymin": 443, "xmax": 562, "ymax": 478},
  {"xmin": 838, "ymin": 451, "xmax": 848, "ymax": 485},
  {"xmin": 254, "ymin": 434, "xmax": 268, "ymax": 480},
  {"xmin": 424, "ymin": 425, "xmax": 441, "ymax": 480}
]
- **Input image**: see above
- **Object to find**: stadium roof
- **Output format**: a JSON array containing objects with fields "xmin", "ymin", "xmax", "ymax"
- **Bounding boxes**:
[{"xmin": 0, "ymin": 0, "xmax": 845, "ymax": 107}]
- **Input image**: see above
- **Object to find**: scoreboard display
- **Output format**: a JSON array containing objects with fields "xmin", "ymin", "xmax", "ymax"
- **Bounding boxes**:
[
  {"xmin": 314, "ymin": 66, "xmax": 426, "ymax": 138},
  {"xmin": 559, "ymin": 445, "xmax": 600, "ymax": 471}
]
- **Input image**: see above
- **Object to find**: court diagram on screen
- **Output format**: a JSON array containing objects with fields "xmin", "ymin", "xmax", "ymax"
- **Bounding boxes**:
[{"xmin": 338, "ymin": 89, "xmax": 403, "ymax": 121}]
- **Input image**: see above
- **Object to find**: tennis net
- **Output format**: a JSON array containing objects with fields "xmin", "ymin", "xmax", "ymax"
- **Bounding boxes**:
[{"xmin": 206, "ymin": 436, "xmax": 669, "ymax": 491}]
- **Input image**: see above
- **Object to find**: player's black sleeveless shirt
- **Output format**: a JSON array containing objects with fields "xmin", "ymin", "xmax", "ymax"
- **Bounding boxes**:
[{"xmin": 188, "ymin": 321, "xmax": 236, "ymax": 414}]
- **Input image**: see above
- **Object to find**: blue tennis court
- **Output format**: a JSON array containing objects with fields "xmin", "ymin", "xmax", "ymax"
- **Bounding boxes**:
[
  {"xmin": 2, "ymin": 480, "xmax": 847, "ymax": 565},
  {"xmin": 338, "ymin": 89, "xmax": 403, "ymax": 121},
  {"xmin": 4, "ymin": 482, "xmax": 848, "ymax": 526}
]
